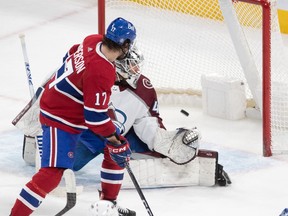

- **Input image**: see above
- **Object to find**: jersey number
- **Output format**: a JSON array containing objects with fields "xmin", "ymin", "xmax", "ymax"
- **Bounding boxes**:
[
  {"xmin": 152, "ymin": 101, "xmax": 159, "ymax": 113},
  {"xmin": 49, "ymin": 58, "xmax": 74, "ymax": 89},
  {"xmin": 95, "ymin": 92, "xmax": 107, "ymax": 106}
]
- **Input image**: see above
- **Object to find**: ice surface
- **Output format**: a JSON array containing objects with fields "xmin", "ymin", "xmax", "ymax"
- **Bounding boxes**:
[{"xmin": 1, "ymin": 0, "xmax": 288, "ymax": 215}]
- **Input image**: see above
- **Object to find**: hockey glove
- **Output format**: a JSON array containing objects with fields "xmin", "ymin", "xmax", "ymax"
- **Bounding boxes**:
[{"xmin": 106, "ymin": 136, "xmax": 131, "ymax": 168}]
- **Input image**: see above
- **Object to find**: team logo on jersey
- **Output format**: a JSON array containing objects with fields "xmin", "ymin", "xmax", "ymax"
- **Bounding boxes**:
[
  {"xmin": 68, "ymin": 152, "xmax": 74, "ymax": 158},
  {"xmin": 109, "ymin": 102, "xmax": 127, "ymax": 134},
  {"xmin": 142, "ymin": 78, "xmax": 153, "ymax": 89},
  {"xmin": 113, "ymin": 108, "xmax": 127, "ymax": 134}
]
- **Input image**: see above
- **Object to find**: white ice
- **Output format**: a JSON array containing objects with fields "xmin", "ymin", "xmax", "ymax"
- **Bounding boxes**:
[{"xmin": 1, "ymin": 0, "xmax": 288, "ymax": 215}]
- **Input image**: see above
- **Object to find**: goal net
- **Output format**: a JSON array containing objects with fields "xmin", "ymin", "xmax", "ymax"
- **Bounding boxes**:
[{"xmin": 100, "ymin": 0, "xmax": 288, "ymax": 156}]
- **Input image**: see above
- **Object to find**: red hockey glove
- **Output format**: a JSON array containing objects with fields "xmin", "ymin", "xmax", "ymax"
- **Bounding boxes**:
[{"xmin": 106, "ymin": 136, "xmax": 131, "ymax": 168}]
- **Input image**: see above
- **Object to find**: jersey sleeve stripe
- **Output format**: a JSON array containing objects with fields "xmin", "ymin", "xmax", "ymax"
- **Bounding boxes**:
[
  {"xmin": 54, "ymin": 81, "xmax": 83, "ymax": 104},
  {"xmin": 40, "ymin": 109, "xmax": 87, "ymax": 130},
  {"xmin": 85, "ymin": 118, "xmax": 110, "ymax": 126},
  {"xmin": 84, "ymin": 105, "xmax": 108, "ymax": 112}
]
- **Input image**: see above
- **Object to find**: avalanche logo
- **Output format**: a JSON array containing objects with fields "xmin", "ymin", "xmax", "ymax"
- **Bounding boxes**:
[
  {"xmin": 109, "ymin": 102, "xmax": 128, "ymax": 134},
  {"xmin": 142, "ymin": 78, "xmax": 153, "ymax": 89},
  {"xmin": 113, "ymin": 108, "xmax": 127, "ymax": 134}
]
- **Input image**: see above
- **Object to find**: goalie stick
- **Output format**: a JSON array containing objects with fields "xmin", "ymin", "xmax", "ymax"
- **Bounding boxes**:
[
  {"xmin": 14, "ymin": 33, "xmax": 56, "ymax": 130},
  {"xmin": 18, "ymin": 34, "xmax": 40, "ymax": 166},
  {"xmin": 125, "ymin": 163, "xmax": 154, "ymax": 216},
  {"xmin": 19, "ymin": 34, "xmax": 35, "ymax": 99},
  {"xmin": 19, "ymin": 33, "xmax": 35, "ymax": 132}
]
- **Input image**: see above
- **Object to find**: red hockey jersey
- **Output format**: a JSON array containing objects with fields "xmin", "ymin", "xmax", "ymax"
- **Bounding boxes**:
[{"xmin": 40, "ymin": 34, "xmax": 116, "ymax": 137}]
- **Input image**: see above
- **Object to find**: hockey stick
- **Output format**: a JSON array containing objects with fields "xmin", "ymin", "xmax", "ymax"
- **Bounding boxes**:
[
  {"xmin": 55, "ymin": 169, "xmax": 77, "ymax": 216},
  {"xmin": 19, "ymin": 34, "xmax": 35, "ymax": 99},
  {"xmin": 125, "ymin": 163, "xmax": 154, "ymax": 216},
  {"xmin": 19, "ymin": 34, "xmax": 38, "ymax": 164}
]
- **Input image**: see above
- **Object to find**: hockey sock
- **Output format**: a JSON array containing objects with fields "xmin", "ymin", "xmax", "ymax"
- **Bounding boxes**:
[
  {"xmin": 10, "ymin": 167, "xmax": 64, "ymax": 216},
  {"xmin": 101, "ymin": 148, "xmax": 125, "ymax": 200}
]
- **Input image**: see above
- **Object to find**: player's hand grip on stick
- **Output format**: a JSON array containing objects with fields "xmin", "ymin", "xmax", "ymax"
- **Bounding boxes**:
[{"xmin": 106, "ymin": 135, "xmax": 131, "ymax": 168}]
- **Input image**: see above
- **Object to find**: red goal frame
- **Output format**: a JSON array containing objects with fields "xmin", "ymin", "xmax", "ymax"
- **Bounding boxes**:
[{"xmin": 238, "ymin": 0, "xmax": 272, "ymax": 157}]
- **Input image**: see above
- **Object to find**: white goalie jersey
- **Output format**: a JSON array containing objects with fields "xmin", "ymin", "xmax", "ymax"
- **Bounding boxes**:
[
  {"xmin": 111, "ymin": 76, "xmax": 199, "ymax": 165},
  {"xmin": 109, "ymin": 75, "xmax": 165, "ymax": 150}
]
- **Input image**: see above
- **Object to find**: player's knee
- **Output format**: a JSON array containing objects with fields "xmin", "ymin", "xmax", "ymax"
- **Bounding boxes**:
[{"xmin": 31, "ymin": 167, "xmax": 64, "ymax": 194}]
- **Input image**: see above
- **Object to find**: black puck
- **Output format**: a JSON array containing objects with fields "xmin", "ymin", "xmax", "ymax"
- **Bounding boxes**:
[{"xmin": 180, "ymin": 109, "xmax": 189, "ymax": 116}]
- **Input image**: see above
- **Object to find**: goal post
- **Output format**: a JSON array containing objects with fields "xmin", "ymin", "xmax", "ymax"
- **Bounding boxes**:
[
  {"xmin": 98, "ymin": 0, "xmax": 288, "ymax": 156},
  {"xmin": 216, "ymin": 0, "xmax": 286, "ymax": 157},
  {"xmin": 98, "ymin": 0, "xmax": 105, "ymax": 35},
  {"xmin": 219, "ymin": 0, "xmax": 272, "ymax": 156},
  {"xmin": 261, "ymin": 0, "xmax": 272, "ymax": 157}
]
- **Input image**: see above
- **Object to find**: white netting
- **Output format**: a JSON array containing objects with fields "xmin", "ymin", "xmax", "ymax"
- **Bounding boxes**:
[
  {"xmin": 105, "ymin": 0, "xmax": 245, "ymax": 96},
  {"xmin": 104, "ymin": 0, "xmax": 288, "ymax": 154}
]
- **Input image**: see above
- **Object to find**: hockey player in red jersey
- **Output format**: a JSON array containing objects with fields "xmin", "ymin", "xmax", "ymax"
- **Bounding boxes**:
[
  {"xmin": 10, "ymin": 17, "xmax": 137, "ymax": 216},
  {"xmin": 11, "ymin": 36, "xmax": 230, "ymax": 216}
]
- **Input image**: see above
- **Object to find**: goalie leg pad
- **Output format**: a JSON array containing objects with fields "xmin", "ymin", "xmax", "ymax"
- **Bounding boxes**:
[
  {"xmin": 22, "ymin": 135, "xmax": 36, "ymax": 166},
  {"xmin": 153, "ymin": 127, "xmax": 200, "ymax": 165},
  {"xmin": 122, "ymin": 149, "xmax": 219, "ymax": 188}
]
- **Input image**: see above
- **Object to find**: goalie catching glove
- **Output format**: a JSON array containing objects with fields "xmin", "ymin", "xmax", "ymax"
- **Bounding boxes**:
[
  {"xmin": 153, "ymin": 127, "xmax": 200, "ymax": 165},
  {"xmin": 106, "ymin": 135, "xmax": 132, "ymax": 168}
]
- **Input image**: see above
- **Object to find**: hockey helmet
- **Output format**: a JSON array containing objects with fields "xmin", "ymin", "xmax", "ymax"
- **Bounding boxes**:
[
  {"xmin": 115, "ymin": 44, "xmax": 144, "ymax": 89},
  {"xmin": 106, "ymin": 17, "xmax": 136, "ymax": 46},
  {"xmin": 88, "ymin": 200, "xmax": 118, "ymax": 216}
]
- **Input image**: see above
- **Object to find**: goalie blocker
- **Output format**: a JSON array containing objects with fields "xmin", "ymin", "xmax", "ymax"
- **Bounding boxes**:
[{"xmin": 122, "ymin": 149, "xmax": 231, "ymax": 188}]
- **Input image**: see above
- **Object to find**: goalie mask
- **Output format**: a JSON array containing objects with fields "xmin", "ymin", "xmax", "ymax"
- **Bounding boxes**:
[{"xmin": 115, "ymin": 45, "xmax": 144, "ymax": 89}]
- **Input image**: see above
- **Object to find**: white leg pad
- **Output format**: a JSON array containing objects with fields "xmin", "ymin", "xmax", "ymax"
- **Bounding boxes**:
[
  {"xmin": 122, "ymin": 149, "xmax": 218, "ymax": 188},
  {"xmin": 22, "ymin": 135, "xmax": 36, "ymax": 166}
]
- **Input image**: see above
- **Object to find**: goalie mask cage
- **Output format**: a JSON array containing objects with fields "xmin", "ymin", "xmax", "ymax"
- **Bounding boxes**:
[{"xmin": 98, "ymin": 0, "xmax": 288, "ymax": 157}]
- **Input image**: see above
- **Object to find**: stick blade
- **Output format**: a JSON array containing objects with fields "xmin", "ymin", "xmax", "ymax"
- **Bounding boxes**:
[{"xmin": 54, "ymin": 169, "xmax": 77, "ymax": 216}]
